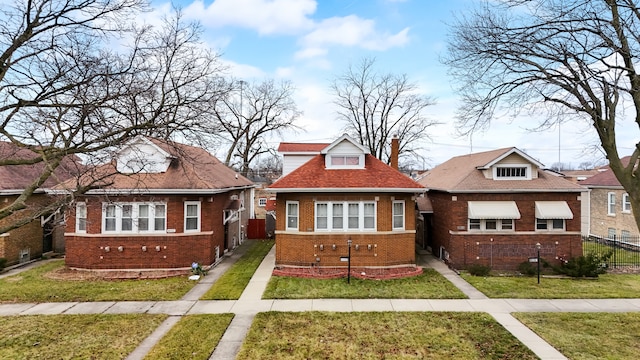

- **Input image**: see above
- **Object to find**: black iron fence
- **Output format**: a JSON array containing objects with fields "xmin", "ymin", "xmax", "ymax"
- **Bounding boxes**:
[{"xmin": 583, "ymin": 234, "xmax": 640, "ymax": 268}]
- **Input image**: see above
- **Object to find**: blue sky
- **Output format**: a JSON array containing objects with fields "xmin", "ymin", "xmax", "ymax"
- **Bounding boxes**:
[{"xmin": 147, "ymin": 0, "xmax": 636, "ymax": 168}]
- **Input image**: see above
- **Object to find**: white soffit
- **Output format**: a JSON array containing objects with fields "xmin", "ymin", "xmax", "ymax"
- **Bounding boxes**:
[
  {"xmin": 535, "ymin": 201, "xmax": 573, "ymax": 219},
  {"xmin": 468, "ymin": 201, "xmax": 521, "ymax": 219}
]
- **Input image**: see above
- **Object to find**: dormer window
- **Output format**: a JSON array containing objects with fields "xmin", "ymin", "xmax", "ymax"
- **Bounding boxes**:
[
  {"xmin": 331, "ymin": 155, "xmax": 361, "ymax": 166},
  {"xmin": 493, "ymin": 164, "xmax": 531, "ymax": 180}
]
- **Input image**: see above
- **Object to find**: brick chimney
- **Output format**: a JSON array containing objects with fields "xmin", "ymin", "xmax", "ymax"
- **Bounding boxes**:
[{"xmin": 390, "ymin": 135, "xmax": 399, "ymax": 170}]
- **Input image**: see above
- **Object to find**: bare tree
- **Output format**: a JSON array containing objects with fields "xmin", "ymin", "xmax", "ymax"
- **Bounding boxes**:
[
  {"xmin": 331, "ymin": 57, "xmax": 437, "ymax": 165},
  {"xmin": 213, "ymin": 79, "xmax": 302, "ymax": 176},
  {"xmin": 445, "ymin": 0, "xmax": 640, "ymax": 231},
  {"xmin": 0, "ymin": 0, "xmax": 227, "ymax": 234}
]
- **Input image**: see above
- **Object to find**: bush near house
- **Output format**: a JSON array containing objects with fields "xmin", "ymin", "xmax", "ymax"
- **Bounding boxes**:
[
  {"xmin": 0, "ymin": 258, "xmax": 6, "ymax": 272},
  {"xmin": 554, "ymin": 252, "xmax": 612, "ymax": 278}
]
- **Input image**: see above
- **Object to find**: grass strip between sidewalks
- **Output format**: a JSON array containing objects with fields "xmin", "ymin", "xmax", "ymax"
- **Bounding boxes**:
[
  {"xmin": 0, "ymin": 314, "xmax": 166, "ymax": 359},
  {"xmin": 514, "ymin": 312, "xmax": 640, "ymax": 359},
  {"xmin": 200, "ymin": 239, "xmax": 274, "ymax": 300},
  {"xmin": 0, "ymin": 260, "xmax": 196, "ymax": 303},
  {"xmin": 144, "ymin": 314, "xmax": 234, "ymax": 360},
  {"xmin": 237, "ymin": 312, "xmax": 537, "ymax": 360},
  {"xmin": 461, "ymin": 273, "xmax": 640, "ymax": 298},
  {"xmin": 263, "ymin": 268, "xmax": 467, "ymax": 299}
]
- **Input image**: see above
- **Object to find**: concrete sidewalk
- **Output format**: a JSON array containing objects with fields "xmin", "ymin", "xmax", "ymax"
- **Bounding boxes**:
[{"xmin": 3, "ymin": 245, "xmax": 640, "ymax": 359}]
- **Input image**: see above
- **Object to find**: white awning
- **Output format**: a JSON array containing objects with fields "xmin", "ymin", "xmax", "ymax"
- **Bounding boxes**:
[
  {"xmin": 535, "ymin": 201, "xmax": 573, "ymax": 219},
  {"xmin": 467, "ymin": 201, "xmax": 521, "ymax": 219}
]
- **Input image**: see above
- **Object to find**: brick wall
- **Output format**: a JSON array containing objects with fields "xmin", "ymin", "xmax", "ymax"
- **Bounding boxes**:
[
  {"xmin": 428, "ymin": 191, "xmax": 583, "ymax": 270},
  {"xmin": 589, "ymin": 188, "xmax": 639, "ymax": 237},
  {"xmin": 0, "ymin": 194, "xmax": 51, "ymax": 265},
  {"xmin": 65, "ymin": 233, "xmax": 219, "ymax": 269},
  {"xmin": 64, "ymin": 192, "xmax": 242, "ymax": 269},
  {"xmin": 273, "ymin": 192, "xmax": 416, "ymax": 268}
]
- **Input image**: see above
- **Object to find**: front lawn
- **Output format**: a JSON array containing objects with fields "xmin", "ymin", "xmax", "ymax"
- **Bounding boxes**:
[
  {"xmin": 0, "ymin": 314, "xmax": 166, "ymax": 359},
  {"xmin": 514, "ymin": 312, "xmax": 640, "ymax": 359},
  {"xmin": 461, "ymin": 273, "xmax": 640, "ymax": 298},
  {"xmin": 263, "ymin": 269, "xmax": 466, "ymax": 299},
  {"xmin": 0, "ymin": 260, "xmax": 196, "ymax": 303},
  {"xmin": 237, "ymin": 312, "xmax": 537, "ymax": 360},
  {"xmin": 144, "ymin": 314, "xmax": 234, "ymax": 360},
  {"xmin": 201, "ymin": 239, "xmax": 274, "ymax": 300}
]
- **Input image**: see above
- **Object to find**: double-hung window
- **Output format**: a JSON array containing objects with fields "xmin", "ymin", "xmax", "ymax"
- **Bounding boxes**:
[
  {"xmin": 286, "ymin": 201, "xmax": 299, "ymax": 231},
  {"xmin": 76, "ymin": 202, "xmax": 87, "ymax": 233},
  {"xmin": 392, "ymin": 200, "xmax": 405, "ymax": 230},
  {"xmin": 184, "ymin": 201, "xmax": 201, "ymax": 232},
  {"xmin": 102, "ymin": 202, "xmax": 166, "ymax": 233},
  {"xmin": 608, "ymin": 192, "xmax": 616, "ymax": 215},
  {"xmin": 623, "ymin": 193, "xmax": 631, "ymax": 213},
  {"xmin": 468, "ymin": 219, "xmax": 514, "ymax": 231},
  {"xmin": 315, "ymin": 201, "xmax": 376, "ymax": 231}
]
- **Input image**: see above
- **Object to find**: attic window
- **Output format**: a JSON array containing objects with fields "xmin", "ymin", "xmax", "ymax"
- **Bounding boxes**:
[
  {"xmin": 331, "ymin": 155, "xmax": 360, "ymax": 166},
  {"xmin": 493, "ymin": 164, "xmax": 531, "ymax": 180}
]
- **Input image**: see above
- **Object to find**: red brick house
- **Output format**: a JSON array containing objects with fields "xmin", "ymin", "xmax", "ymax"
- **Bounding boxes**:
[
  {"xmin": 0, "ymin": 142, "xmax": 81, "ymax": 266},
  {"xmin": 268, "ymin": 135, "xmax": 425, "ymax": 273},
  {"xmin": 417, "ymin": 147, "xmax": 585, "ymax": 271},
  {"xmin": 62, "ymin": 136, "xmax": 254, "ymax": 270}
]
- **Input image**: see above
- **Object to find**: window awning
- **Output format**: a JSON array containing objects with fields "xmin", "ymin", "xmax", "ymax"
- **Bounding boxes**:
[
  {"xmin": 535, "ymin": 201, "xmax": 573, "ymax": 219},
  {"xmin": 467, "ymin": 201, "xmax": 521, "ymax": 219}
]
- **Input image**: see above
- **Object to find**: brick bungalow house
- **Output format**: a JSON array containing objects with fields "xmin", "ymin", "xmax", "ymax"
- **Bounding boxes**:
[
  {"xmin": 416, "ymin": 147, "xmax": 585, "ymax": 271},
  {"xmin": 0, "ymin": 141, "xmax": 81, "ymax": 266},
  {"xmin": 61, "ymin": 136, "xmax": 254, "ymax": 270},
  {"xmin": 580, "ymin": 156, "xmax": 639, "ymax": 239},
  {"xmin": 268, "ymin": 134, "xmax": 426, "ymax": 274}
]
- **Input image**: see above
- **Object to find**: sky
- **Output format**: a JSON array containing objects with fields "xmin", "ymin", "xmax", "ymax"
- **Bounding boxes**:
[{"xmin": 147, "ymin": 0, "xmax": 637, "ymax": 168}]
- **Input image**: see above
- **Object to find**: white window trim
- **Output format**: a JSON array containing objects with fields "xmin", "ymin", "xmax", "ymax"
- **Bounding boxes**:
[
  {"xmin": 314, "ymin": 201, "xmax": 377, "ymax": 232},
  {"xmin": 258, "ymin": 198, "xmax": 267, "ymax": 207},
  {"xmin": 608, "ymin": 192, "xmax": 616, "ymax": 216},
  {"xmin": 468, "ymin": 218, "xmax": 515, "ymax": 231},
  {"xmin": 392, "ymin": 200, "xmax": 405, "ymax": 230},
  {"xmin": 622, "ymin": 193, "xmax": 631, "ymax": 213},
  {"xmin": 325, "ymin": 154, "xmax": 365, "ymax": 169},
  {"xmin": 76, "ymin": 202, "xmax": 87, "ymax": 233},
  {"xmin": 492, "ymin": 164, "xmax": 532, "ymax": 180},
  {"xmin": 286, "ymin": 201, "xmax": 299, "ymax": 231},
  {"xmin": 184, "ymin": 201, "xmax": 201, "ymax": 232},
  {"xmin": 102, "ymin": 202, "xmax": 166, "ymax": 234},
  {"xmin": 535, "ymin": 218, "xmax": 566, "ymax": 231}
]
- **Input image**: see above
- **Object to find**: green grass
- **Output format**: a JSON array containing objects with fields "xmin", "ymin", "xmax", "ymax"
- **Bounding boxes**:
[
  {"xmin": 263, "ymin": 269, "xmax": 467, "ymax": 299},
  {"xmin": 0, "ymin": 260, "xmax": 196, "ymax": 303},
  {"xmin": 0, "ymin": 314, "xmax": 166, "ymax": 359},
  {"xmin": 461, "ymin": 273, "xmax": 640, "ymax": 298},
  {"xmin": 237, "ymin": 312, "xmax": 537, "ymax": 360},
  {"xmin": 201, "ymin": 240, "xmax": 274, "ymax": 300},
  {"xmin": 514, "ymin": 312, "xmax": 640, "ymax": 359},
  {"xmin": 144, "ymin": 314, "xmax": 234, "ymax": 360},
  {"xmin": 583, "ymin": 241, "xmax": 640, "ymax": 265}
]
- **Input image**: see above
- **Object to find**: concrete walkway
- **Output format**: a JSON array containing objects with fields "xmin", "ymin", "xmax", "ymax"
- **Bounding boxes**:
[{"xmin": 3, "ymin": 245, "xmax": 640, "ymax": 359}]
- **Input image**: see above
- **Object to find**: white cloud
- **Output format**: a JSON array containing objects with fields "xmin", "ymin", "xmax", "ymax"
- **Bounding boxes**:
[
  {"xmin": 294, "ymin": 47, "xmax": 328, "ymax": 60},
  {"xmin": 300, "ymin": 15, "xmax": 410, "ymax": 55},
  {"xmin": 183, "ymin": 0, "xmax": 316, "ymax": 35}
]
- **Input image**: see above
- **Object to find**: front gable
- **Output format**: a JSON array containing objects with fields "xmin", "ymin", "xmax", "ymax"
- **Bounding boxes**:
[
  {"xmin": 321, "ymin": 135, "xmax": 369, "ymax": 170},
  {"xmin": 478, "ymin": 148, "xmax": 541, "ymax": 180},
  {"xmin": 116, "ymin": 136, "xmax": 172, "ymax": 174}
]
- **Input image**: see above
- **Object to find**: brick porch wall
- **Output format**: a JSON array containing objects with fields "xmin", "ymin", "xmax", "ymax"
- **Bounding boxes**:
[{"xmin": 65, "ymin": 233, "xmax": 220, "ymax": 269}]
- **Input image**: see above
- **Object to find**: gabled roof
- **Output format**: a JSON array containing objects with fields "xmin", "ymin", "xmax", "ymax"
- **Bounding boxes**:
[
  {"xmin": 0, "ymin": 141, "xmax": 82, "ymax": 193},
  {"xmin": 268, "ymin": 153, "xmax": 425, "ymax": 193},
  {"xmin": 417, "ymin": 147, "xmax": 584, "ymax": 193},
  {"xmin": 580, "ymin": 156, "xmax": 632, "ymax": 188},
  {"xmin": 277, "ymin": 142, "xmax": 330, "ymax": 153},
  {"xmin": 57, "ymin": 137, "xmax": 254, "ymax": 195},
  {"xmin": 477, "ymin": 147, "xmax": 544, "ymax": 170},
  {"xmin": 320, "ymin": 134, "xmax": 370, "ymax": 155}
]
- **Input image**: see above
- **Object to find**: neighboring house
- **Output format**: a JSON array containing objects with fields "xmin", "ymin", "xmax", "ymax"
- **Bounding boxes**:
[
  {"xmin": 0, "ymin": 141, "xmax": 81, "ymax": 265},
  {"xmin": 580, "ymin": 157, "xmax": 639, "ymax": 239},
  {"xmin": 61, "ymin": 136, "xmax": 254, "ymax": 270},
  {"xmin": 417, "ymin": 147, "xmax": 585, "ymax": 271},
  {"xmin": 278, "ymin": 142, "xmax": 329, "ymax": 176},
  {"xmin": 268, "ymin": 134, "xmax": 425, "ymax": 271}
]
